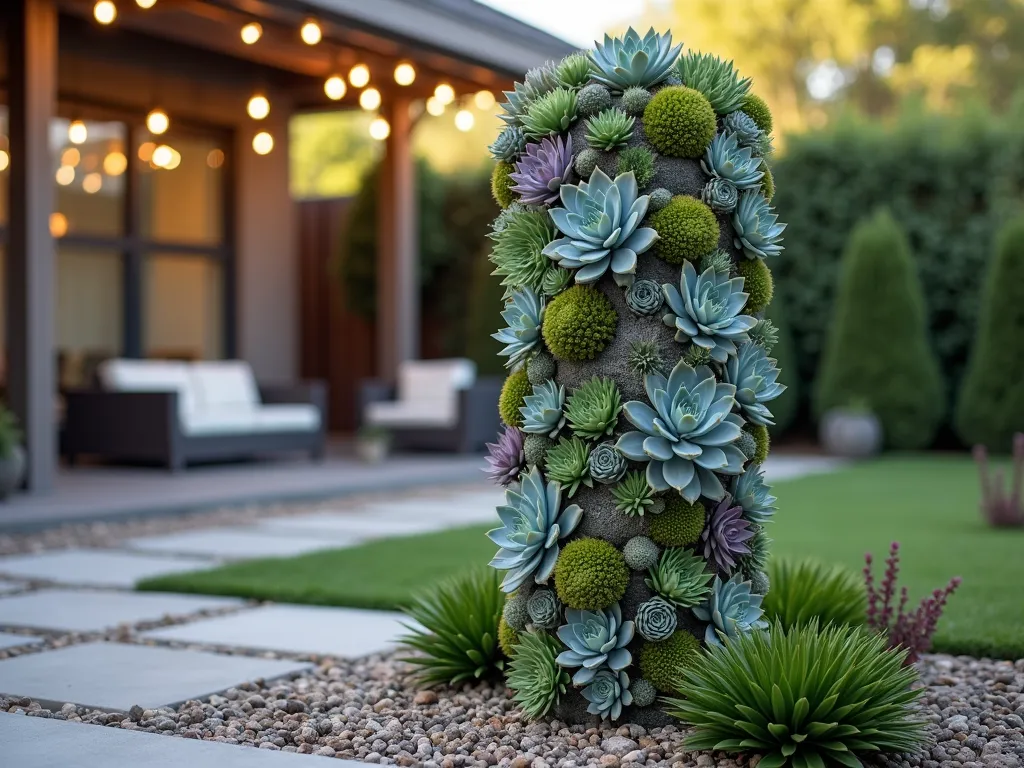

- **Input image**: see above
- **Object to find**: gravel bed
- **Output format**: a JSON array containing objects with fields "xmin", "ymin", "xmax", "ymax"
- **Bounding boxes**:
[{"xmin": 2, "ymin": 651, "xmax": 1022, "ymax": 767}]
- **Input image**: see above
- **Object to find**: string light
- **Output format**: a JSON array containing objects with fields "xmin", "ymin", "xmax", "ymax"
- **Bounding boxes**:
[
  {"xmin": 394, "ymin": 62, "xmax": 416, "ymax": 86},
  {"xmin": 56, "ymin": 165, "xmax": 75, "ymax": 185},
  {"xmin": 434, "ymin": 83, "xmax": 455, "ymax": 105},
  {"xmin": 103, "ymin": 151, "xmax": 128, "ymax": 176},
  {"xmin": 93, "ymin": 0, "xmax": 116, "ymax": 24},
  {"xmin": 151, "ymin": 145, "xmax": 176, "ymax": 168},
  {"xmin": 137, "ymin": 142, "xmax": 156, "ymax": 162},
  {"xmin": 252, "ymin": 131, "xmax": 274, "ymax": 155},
  {"xmin": 162, "ymin": 148, "xmax": 181, "ymax": 170},
  {"xmin": 61, "ymin": 148, "xmax": 80, "ymax": 167},
  {"xmin": 425, "ymin": 97, "xmax": 445, "ymax": 116},
  {"xmin": 0, "ymin": 151, "xmax": 8, "ymax": 172},
  {"xmin": 247, "ymin": 94, "xmax": 270, "ymax": 120},
  {"xmin": 68, "ymin": 120, "xmax": 88, "ymax": 145},
  {"xmin": 300, "ymin": 19, "xmax": 321, "ymax": 45},
  {"xmin": 240, "ymin": 22, "xmax": 262, "ymax": 44},
  {"xmin": 474, "ymin": 90, "xmax": 495, "ymax": 110},
  {"xmin": 146, "ymin": 108, "xmax": 169, "ymax": 135},
  {"xmin": 359, "ymin": 88, "xmax": 381, "ymax": 111},
  {"xmin": 348, "ymin": 64, "xmax": 370, "ymax": 88},
  {"xmin": 324, "ymin": 75, "xmax": 347, "ymax": 100},
  {"xmin": 455, "ymin": 109, "xmax": 475, "ymax": 132},
  {"xmin": 50, "ymin": 213, "xmax": 68, "ymax": 238},
  {"xmin": 368, "ymin": 117, "xmax": 391, "ymax": 141},
  {"xmin": 135, "ymin": 0, "xmax": 157, "ymax": 7},
  {"xmin": 82, "ymin": 172, "xmax": 103, "ymax": 194},
  {"xmin": 206, "ymin": 149, "xmax": 225, "ymax": 169}
]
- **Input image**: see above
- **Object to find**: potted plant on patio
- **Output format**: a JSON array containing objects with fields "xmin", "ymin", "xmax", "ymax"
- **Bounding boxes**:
[
  {"xmin": 356, "ymin": 425, "xmax": 391, "ymax": 464},
  {"xmin": 820, "ymin": 398, "xmax": 883, "ymax": 458},
  {"xmin": 0, "ymin": 402, "xmax": 26, "ymax": 501}
]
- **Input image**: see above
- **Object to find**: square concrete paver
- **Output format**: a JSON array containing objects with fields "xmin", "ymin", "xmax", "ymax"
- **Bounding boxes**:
[
  {"xmin": 0, "ymin": 642, "xmax": 312, "ymax": 711},
  {"xmin": 257, "ymin": 513, "xmax": 450, "ymax": 540},
  {"xmin": 0, "ymin": 631, "xmax": 44, "ymax": 650},
  {"xmin": 0, "ymin": 549, "xmax": 215, "ymax": 588},
  {"xmin": 143, "ymin": 604, "xmax": 408, "ymax": 657},
  {"xmin": 0, "ymin": 589, "xmax": 242, "ymax": 633},
  {"xmin": 125, "ymin": 528, "xmax": 354, "ymax": 560},
  {"xmin": 0, "ymin": 711, "xmax": 348, "ymax": 767}
]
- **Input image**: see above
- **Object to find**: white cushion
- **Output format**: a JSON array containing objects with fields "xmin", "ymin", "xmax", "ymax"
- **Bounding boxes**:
[
  {"xmin": 181, "ymin": 404, "xmax": 321, "ymax": 437},
  {"xmin": 98, "ymin": 359, "xmax": 198, "ymax": 417},
  {"xmin": 189, "ymin": 361, "xmax": 260, "ymax": 411},
  {"xmin": 365, "ymin": 400, "xmax": 457, "ymax": 429},
  {"xmin": 180, "ymin": 408, "xmax": 256, "ymax": 437},
  {"xmin": 250, "ymin": 404, "xmax": 321, "ymax": 433},
  {"xmin": 368, "ymin": 358, "xmax": 474, "ymax": 429}
]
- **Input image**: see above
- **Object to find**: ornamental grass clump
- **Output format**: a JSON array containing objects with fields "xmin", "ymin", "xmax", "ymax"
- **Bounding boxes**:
[
  {"xmin": 481, "ymin": 26, "xmax": 789, "ymax": 725},
  {"xmin": 763, "ymin": 559, "xmax": 865, "ymax": 630}
]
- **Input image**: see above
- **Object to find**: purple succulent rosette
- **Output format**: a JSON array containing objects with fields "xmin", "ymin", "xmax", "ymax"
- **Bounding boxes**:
[
  {"xmin": 700, "ymin": 494, "xmax": 754, "ymax": 573},
  {"xmin": 483, "ymin": 426, "xmax": 525, "ymax": 486},
  {"xmin": 509, "ymin": 134, "xmax": 574, "ymax": 206}
]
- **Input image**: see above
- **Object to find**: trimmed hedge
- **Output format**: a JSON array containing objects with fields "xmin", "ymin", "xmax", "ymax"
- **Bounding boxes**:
[
  {"xmin": 772, "ymin": 110, "xmax": 1024, "ymax": 435},
  {"xmin": 955, "ymin": 216, "xmax": 1024, "ymax": 450},
  {"xmin": 764, "ymin": 300, "xmax": 798, "ymax": 438},
  {"xmin": 813, "ymin": 209, "xmax": 944, "ymax": 450}
]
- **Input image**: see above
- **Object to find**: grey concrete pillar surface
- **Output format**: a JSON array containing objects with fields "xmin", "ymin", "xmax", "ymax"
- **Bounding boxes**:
[
  {"xmin": 5, "ymin": 0, "xmax": 58, "ymax": 491},
  {"xmin": 375, "ymin": 97, "xmax": 419, "ymax": 382}
]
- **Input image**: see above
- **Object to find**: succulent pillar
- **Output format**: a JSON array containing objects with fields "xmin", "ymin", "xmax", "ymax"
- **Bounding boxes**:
[{"xmin": 482, "ymin": 28, "xmax": 787, "ymax": 727}]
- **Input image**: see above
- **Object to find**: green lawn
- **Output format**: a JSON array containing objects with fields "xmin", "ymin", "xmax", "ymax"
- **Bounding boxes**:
[{"xmin": 138, "ymin": 454, "xmax": 1024, "ymax": 659}]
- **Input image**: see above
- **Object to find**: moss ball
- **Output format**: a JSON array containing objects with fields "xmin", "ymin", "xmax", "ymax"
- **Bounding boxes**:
[
  {"xmin": 542, "ymin": 285, "xmax": 617, "ymax": 362},
  {"xmin": 554, "ymin": 537, "xmax": 629, "ymax": 610},
  {"xmin": 629, "ymin": 678, "xmax": 658, "ymax": 708},
  {"xmin": 577, "ymin": 83, "xmax": 612, "ymax": 117},
  {"xmin": 639, "ymin": 630, "xmax": 701, "ymax": 693},
  {"xmin": 642, "ymin": 86, "xmax": 716, "ymax": 159},
  {"xmin": 649, "ymin": 187, "xmax": 672, "ymax": 212},
  {"xmin": 750, "ymin": 570, "xmax": 770, "ymax": 595},
  {"xmin": 741, "ymin": 94, "xmax": 773, "ymax": 134},
  {"xmin": 736, "ymin": 430, "xmax": 758, "ymax": 460},
  {"xmin": 760, "ymin": 162, "xmax": 775, "ymax": 201},
  {"xmin": 737, "ymin": 258, "xmax": 774, "ymax": 314},
  {"xmin": 621, "ymin": 86, "xmax": 652, "ymax": 116},
  {"xmin": 523, "ymin": 434, "xmax": 553, "ymax": 467},
  {"xmin": 574, "ymin": 148, "xmax": 601, "ymax": 179},
  {"xmin": 498, "ymin": 616, "xmax": 520, "ymax": 657},
  {"xmin": 650, "ymin": 195, "xmax": 720, "ymax": 265},
  {"xmin": 527, "ymin": 351, "xmax": 557, "ymax": 385},
  {"xmin": 648, "ymin": 496, "xmax": 706, "ymax": 547},
  {"xmin": 746, "ymin": 422, "xmax": 770, "ymax": 464},
  {"xmin": 492, "ymin": 161, "xmax": 516, "ymax": 208},
  {"xmin": 617, "ymin": 146, "xmax": 655, "ymax": 189},
  {"xmin": 503, "ymin": 591, "xmax": 530, "ymax": 631},
  {"xmin": 623, "ymin": 535, "xmax": 660, "ymax": 571},
  {"xmin": 499, "ymin": 368, "xmax": 531, "ymax": 427}
]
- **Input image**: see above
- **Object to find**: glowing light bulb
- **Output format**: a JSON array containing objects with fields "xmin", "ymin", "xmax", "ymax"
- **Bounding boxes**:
[
  {"xmin": 240, "ymin": 22, "xmax": 262, "ymax": 44},
  {"xmin": 68, "ymin": 120, "xmax": 88, "ymax": 145},
  {"xmin": 247, "ymin": 94, "xmax": 270, "ymax": 120},
  {"xmin": 434, "ymin": 83, "xmax": 455, "ymax": 105},
  {"xmin": 137, "ymin": 142, "xmax": 155, "ymax": 162},
  {"xmin": 93, "ymin": 0, "xmax": 116, "ymax": 24},
  {"xmin": 394, "ymin": 62, "xmax": 416, "ymax": 86},
  {"xmin": 82, "ymin": 172, "xmax": 103, "ymax": 194},
  {"xmin": 151, "ymin": 144, "xmax": 173, "ymax": 168},
  {"xmin": 163, "ymin": 148, "xmax": 181, "ymax": 170},
  {"xmin": 348, "ymin": 64, "xmax": 370, "ymax": 88},
  {"xmin": 135, "ymin": 0, "xmax": 156, "ymax": 8},
  {"xmin": 252, "ymin": 131, "xmax": 274, "ymax": 155},
  {"xmin": 61, "ymin": 148, "xmax": 81, "ymax": 167},
  {"xmin": 300, "ymin": 20, "xmax": 321, "ymax": 45},
  {"xmin": 474, "ymin": 90, "xmax": 495, "ymax": 110},
  {"xmin": 56, "ymin": 165, "xmax": 75, "ymax": 185},
  {"xmin": 368, "ymin": 117, "xmax": 390, "ymax": 141},
  {"xmin": 0, "ymin": 151, "xmax": 8, "ymax": 172},
  {"xmin": 324, "ymin": 76, "xmax": 347, "ymax": 101},
  {"xmin": 359, "ymin": 88, "xmax": 381, "ymax": 111},
  {"xmin": 146, "ymin": 108, "xmax": 169, "ymax": 135},
  {"xmin": 103, "ymin": 151, "xmax": 127, "ymax": 176},
  {"xmin": 207, "ymin": 149, "xmax": 225, "ymax": 169},
  {"xmin": 425, "ymin": 97, "xmax": 445, "ymax": 116},
  {"xmin": 455, "ymin": 109, "xmax": 475, "ymax": 132},
  {"xmin": 50, "ymin": 212, "xmax": 69, "ymax": 238}
]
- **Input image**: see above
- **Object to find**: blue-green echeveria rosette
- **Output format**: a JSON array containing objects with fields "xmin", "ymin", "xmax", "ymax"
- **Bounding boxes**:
[
  {"xmin": 662, "ymin": 261, "xmax": 757, "ymax": 363},
  {"xmin": 616, "ymin": 358, "xmax": 746, "ymax": 502},
  {"xmin": 587, "ymin": 27, "xmax": 682, "ymax": 93},
  {"xmin": 692, "ymin": 572, "xmax": 768, "ymax": 647},
  {"xmin": 582, "ymin": 668, "xmax": 633, "ymax": 721},
  {"xmin": 589, "ymin": 442, "xmax": 628, "ymax": 484},
  {"xmin": 732, "ymin": 190, "xmax": 786, "ymax": 260},
  {"xmin": 634, "ymin": 596, "xmax": 678, "ymax": 641},
  {"xmin": 487, "ymin": 465, "xmax": 583, "ymax": 593},
  {"xmin": 543, "ymin": 167, "xmax": 659, "ymax": 288},
  {"xmin": 701, "ymin": 177, "xmax": 739, "ymax": 214},
  {"xmin": 527, "ymin": 589, "xmax": 562, "ymax": 630},
  {"xmin": 492, "ymin": 288, "xmax": 543, "ymax": 369},
  {"xmin": 722, "ymin": 110, "xmax": 761, "ymax": 149},
  {"xmin": 625, "ymin": 278, "xmax": 664, "ymax": 316},
  {"xmin": 701, "ymin": 131, "xmax": 764, "ymax": 191},
  {"xmin": 520, "ymin": 379, "xmax": 567, "ymax": 438},
  {"xmin": 724, "ymin": 342, "xmax": 785, "ymax": 426},
  {"xmin": 731, "ymin": 464, "xmax": 777, "ymax": 524},
  {"xmin": 556, "ymin": 602, "xmax": 634, "ymax": 684}
]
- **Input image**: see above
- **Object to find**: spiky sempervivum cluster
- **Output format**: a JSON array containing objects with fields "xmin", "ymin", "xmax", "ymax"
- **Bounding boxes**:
[{"xmin": 475, "ymin": 26, "xmax": 787, "ymax": 726}]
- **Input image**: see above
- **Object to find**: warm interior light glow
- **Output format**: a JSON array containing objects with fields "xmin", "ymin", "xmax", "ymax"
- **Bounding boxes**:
[
  {"xmin": 247, "ymin": 94, "xmax": 270, "ymax": 120},
  {"xmin": 240, "ymin": 22, "xmax": 262, "ymax": 44},
  {"xmin": 93, "ymin": 0, "xmax": 116, "ymax": 24},
  {"xmin": 135, "ymin": 0, "xmax": 157, "ymax": 8},
  {"xmin": 0, "ymin": 151, "xmax": 8, "ymax": 172},
  {"xmin": 434, "ymin": 83, "xmax": 455, "ymax": 105},
  {"xmin": 68, "ymin": 120, "xmax": 88, "ymax": 145},
  {"xmin": 207, "ymin": 149, "xmax": 225, "ymax": 168},
  {"xmin": 82, "ymin": 172, "xmax": 103, "ymax": 194},
  {"xmin": 56, "ymin": 165, "xmax": 75, "ymax": 185},
  {"xmin": 324, "ymin": 75, "xmax": 347, "ymax": 101},
  {"xmin": 358, "ymin": 87, "xmax": 381, "ymax": 111},
  {"xmin": 61, "ymin": 148, "xmax": 81, "ymax": 167},
  {"xmin": 138, "ymin": 142, "xmax": 155, "ymax": 162},
  {"xmin": 394, "ymin": 62, "xmax": 416, "ymax": 86},
  {"xmin": 425, "ymin": 97, "xmax": 445, "ymax": 116},
  {"xmin": 151, "ymin": 144, "xmax": 174, "ymax": 168},
  {"xmin": 349, "ymin": 64, "xmax": 370, "ymax": 88},
  {"xmin": 163, "ymin": 148, "xmax": 181, "ymax": 170},
  {"xmin": 368, "ymin": 117, "xmax": 391, "ymax": 141},
  {"xmin": 103, "ymin": 151, "xmax": 128, "ymax": 176},
  {"xmin": 300, "ymin": 19, "xmax": 321, "ymax": 45},
  {"xmin": 146, "ymin": 108, "xmax": 169, "ymax": 135},
  {"xmin": 252, "ymin": 131, "xmax": 274, "ymax": 155},
  {"xmin": 50, "ymin": 212, "xmax": 68, "ymax": 238},
  {"xmin": 474, "ymin": 90, "xmax": 496, "ymax": 110},
  {"xmin": 455, "ymin": 109, "xmax": 475, "ymax": 132}
]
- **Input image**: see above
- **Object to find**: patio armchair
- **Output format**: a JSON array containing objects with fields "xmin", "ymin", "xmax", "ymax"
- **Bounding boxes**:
[
  {"xmin": 62, "ymin": 359, "xmax": 326, "ymax": 471},
  {"xmin": 360, "ymin": 358, "xmax": 500, "ymax": 452}
]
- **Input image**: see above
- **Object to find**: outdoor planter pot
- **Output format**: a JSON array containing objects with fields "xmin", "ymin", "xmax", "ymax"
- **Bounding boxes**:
[
  {"xmin": 820, "ymin": 407, "xmax": 883, "ymax": 458},
  {"xmin": 356, "ymin": 429, "xmax": 391, "ymax": 464},
  {"xmin": 0, "ymin": 444, "xmax": 26, "ymax": 501}
]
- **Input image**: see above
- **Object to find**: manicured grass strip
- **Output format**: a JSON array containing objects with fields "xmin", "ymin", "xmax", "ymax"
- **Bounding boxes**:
[{"xmin": 139, "ymin": 454, "xmax": 1024, "ymax": 659}]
